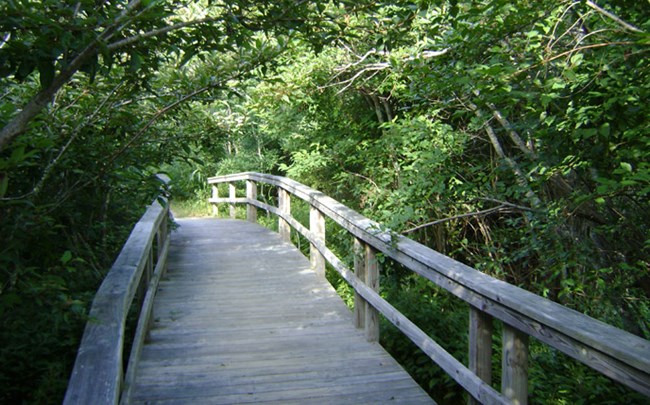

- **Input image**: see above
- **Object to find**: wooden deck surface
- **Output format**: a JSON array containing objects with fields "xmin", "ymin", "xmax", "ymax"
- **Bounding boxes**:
[{"xmin": 128, "ymin": 218, "xmax": 434, "ymax": 404}]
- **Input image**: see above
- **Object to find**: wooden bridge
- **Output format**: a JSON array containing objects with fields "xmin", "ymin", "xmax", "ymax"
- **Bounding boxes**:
[{"xmin": 64, "ymin": 172, "xmax": 650, "ymax": 404}]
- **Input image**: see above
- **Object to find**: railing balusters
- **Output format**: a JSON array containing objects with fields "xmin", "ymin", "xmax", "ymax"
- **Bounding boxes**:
[
  {"xmin": 246, "ymin": 180, "xmax": 257, "ymax": 223},
  {"xmin": 206, "ymin": 172, "xmax": 650, "ymax": 401},
  {"xmin": 309, "ymin": 206, "xmax": 326, "ymax": 277},
  {"xmin": 160, "ymin": 215, "xmax": 168, "ymax": 250},
  {"xmin": 211, "ymin": 185, "xmax": 219, "ymax": 217},
  {"xmin": 502, "ymin": 324, "xmax": 529, "ymax": 405},
  {"xmin": 65, "ymin": 196, "xmax": 170, "ymax": 405},
  {"xmin": 364, "ymin": 244, "xmax": 380, "ymax": 342},
  {"xmin": 468, "ymin": 306, "xmax": 493, "ymax": 405},
  {"xmin": 353, "ymin": 238, "xmax": 366, "ymax": 329},
  {"xmin": 146, "ymin": 247, "xmax": 154, "ymax": 284},
  {"xmin": 278, "ymin": 187, "xmax": 291, "ymax": 242}
]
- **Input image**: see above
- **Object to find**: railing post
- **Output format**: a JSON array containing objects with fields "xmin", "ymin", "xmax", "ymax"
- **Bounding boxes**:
[
  {"xmin": 156, "ymin": 208, "xmax": 168, "ymax": 259},
  {"xmin": 211, "ymin": 185, "xmax": 219, "ymax": 217},
  {"xmin": 139, "ymin": 248, "xmax": 154, "ymax": 303},
  {"xmin": 365, "ymin": 245, "xmax": 380, "ymax": 342},
  {"xmin": 502, "ymin": 324, "xmax": 529, "ymax": 405},
  {"xmin": 146, "ymin": 247, "xmax": 154, "ymax": 282},
  {"xmin": 468, "ymin": 306, "xmax": 493, "ymax": 405},
  {"xmin": 309, "ymin": 205, "xmax": 326, "ymax": 277},
  {"xmin": 278, "ymin": 187, "xmax": 291, "ymax": 242},
  {"xmin": 229, "ymin": 182, "xmax": 236, "ymax": 219},
  {"xmin": 246, "ymin": 180, "xmax": 257, "ymax": 223},
  {"xmin": 158, "ymin": 214, "xmax": 168, "ymax": 254},
  {"xmin": 353, "ymin": 238, "xmax": 366, "ymax": 329}
]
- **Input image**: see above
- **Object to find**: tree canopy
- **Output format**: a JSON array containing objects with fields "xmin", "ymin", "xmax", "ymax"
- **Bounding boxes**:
[{"xmin": 1, "ymin": 0, "xmax": 649, "ymax": 403}]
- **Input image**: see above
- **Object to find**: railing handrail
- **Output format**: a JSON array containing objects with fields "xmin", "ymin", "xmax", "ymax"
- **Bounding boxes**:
[
  {"xmin": 208, "ymin": 171, "xmax": 650, "ymax": 404},
  {"xmin": 64, "ymin": 194, "xmax": 171, "ymax": 405}
]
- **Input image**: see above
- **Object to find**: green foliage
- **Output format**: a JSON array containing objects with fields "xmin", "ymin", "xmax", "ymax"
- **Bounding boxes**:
[
  {"xmin": 1, "ymin": 0, "xmax": 649, "ymax": 402},
  {"xmin": 0, "ymin": 0, "xmax": 368, "ymax": 402},
  {"xmin": 205, "ymin": 0, "xmax": 649, "ymax": 402},
  {"xmin": 528, "ymin": 341, "xmax": 648, "ymax": 404},
  {"xmin": 380, "ymin": 275, "xmax": 470, "ymax": 403}
]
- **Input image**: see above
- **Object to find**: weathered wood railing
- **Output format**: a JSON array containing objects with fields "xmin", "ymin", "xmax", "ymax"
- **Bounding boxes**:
[
  {"xmin": 63, "ymin": 192, "xmax": 171, "ymax": 405},
  {"xmin": 208, "ymin": 172, "xmax": 650, "ymax": 405}
]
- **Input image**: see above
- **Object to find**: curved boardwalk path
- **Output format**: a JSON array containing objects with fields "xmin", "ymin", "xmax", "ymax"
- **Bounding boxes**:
[{"xmin": 129, "ymin": 218, "xmax": 434, "ymax": 404}]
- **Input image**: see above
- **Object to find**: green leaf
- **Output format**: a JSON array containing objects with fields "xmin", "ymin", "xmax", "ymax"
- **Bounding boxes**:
[
  {"xmin": 128, "ymin": 53, "xmax": 143, "ymax": 73},
  {"xmin": 60, "ymin": 250, "xmax": 72, "ymax": 264},
  {"xmin": 10, "ymin": 146, "xmax": 25, "ymax": 162},
  {"xmin": 636, "ymin": 33, "xmax": 650, "ymax": 45},
  {"xmin": 599, "ymin": 123, "xmax": 610, "ymax": 137},
  {"xmin": 570, "ymin": 53, "xmax": 583, "ymax": 66}
]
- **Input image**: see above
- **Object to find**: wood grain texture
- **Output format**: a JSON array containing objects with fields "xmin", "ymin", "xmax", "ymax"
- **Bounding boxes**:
[
  {"xmin": 128, "ymin": 218, "xmax": 434, "ymax": 404},
  {"xmin": 501, "ymin": 325, "xmax": 528, "ymax": 405},
  {"xmin": 309, "ymin": 206, "xmax": 325, "ymax": 277},
  {"xmin": 353, "ymin": 238, "xmax": 366, "ymax": 330},
  {"xmin": 64, "ymin": 200, "xmax": 169, "ymax": 405},
  {"xmin": 246, "ymin": 180, "xmax": 257, "ymax": 223},
  {"xmin": 121, "ymin": 235, "xmax": 171, "ymax": 404},
  {"xmin": 211, "ymin": 186, "xmax": 219, "ymax": 217},
  {"xmin": 469, "ymin": 307, "xmax": 493, "ymax": 405},
  {"xmin": 228, "ymin": 183, "xmax": 236, "ymax": 219},
  {"xmin": 364, "ymin": 245, "xmax": 380, "ymax": 343},
  {"xmin": 207, "ymin": 173, "xmax": 650, "ymax": 396},
  {"xmin": 278, "ymin": 188, "xmax": 291, "ymax": 242}
]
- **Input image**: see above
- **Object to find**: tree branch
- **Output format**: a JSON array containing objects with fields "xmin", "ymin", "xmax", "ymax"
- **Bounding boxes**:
[
  {"xmin": 402, "ymin": 205, "xmax": 510, "ymax": 234},
  {"xmin": 403, "ymin": 196, "xmax": 541, "ymax": 235},
  {"xmin": 514, "ymin": 41, "xmax": 635, "ymax": 76},
  {"xmin": 107, "ymin": 17, "xmax": 217, "ymax": 51},
  {"xmin": 486, "ymin": 101, "xmax": 537, "ymax": 159},
  {"xmin": 322, "ymin": 48, "xmax": 448, "ymax": 95},
  {"xmin": 0, "ymin": 0, "xmax": 145, "ymax": 151},
  {"xmin": 0, "ymin": 33, "xmax": 10, "ymax": 50},
  {"xmin": 0, "ymin": 83, "xmax": 124, "ymax": 201},
  {"xmin": 106, "ymin": 83, "xmax": 221, "ymax": 165},
  {"xmin": 343, "ymin": 170, "xmax": 381, "ymax": 192},
  {"xmin": 471, "ymin": 90, "xmax": 537, "ymax": 158},
  {"xmin": 585, "ymin": 0, "xmax": 644, "ymax": 33},
  {"xmin": 43, "ymin": 82, "xmax": 220, "ymax": 213},
  {"xmin": 474, "ymin": 197, "xmax": 539, "ymax": 213},
  {"xmin": 463, "ymin": 97, "xmax": 543, "ymax": 209}
]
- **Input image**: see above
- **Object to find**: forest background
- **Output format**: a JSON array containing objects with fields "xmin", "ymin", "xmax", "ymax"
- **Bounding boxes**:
[{"xmin": 0, "ymin": 0, "xmax": 648, "ymax": 403}]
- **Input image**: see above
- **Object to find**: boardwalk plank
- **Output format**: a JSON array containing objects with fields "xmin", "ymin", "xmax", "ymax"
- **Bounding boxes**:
[{"xmin": 129, "ymin": 218, "xmax": 434, "ymax": 404}]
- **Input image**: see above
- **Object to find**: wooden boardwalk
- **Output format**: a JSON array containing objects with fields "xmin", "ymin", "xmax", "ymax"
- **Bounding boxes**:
[{"xmin": 128, "ymin": 218, "xmax": 434, "ymax": 404}]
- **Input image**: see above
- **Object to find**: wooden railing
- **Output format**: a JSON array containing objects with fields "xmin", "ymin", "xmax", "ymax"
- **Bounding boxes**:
[
  {"xmin": 208, "ymin": 172, "xmax": 650, "ymax": 405},
  {"xmin": 64, "ymin": 191, "xmax": 171, "ymax": 405}
]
